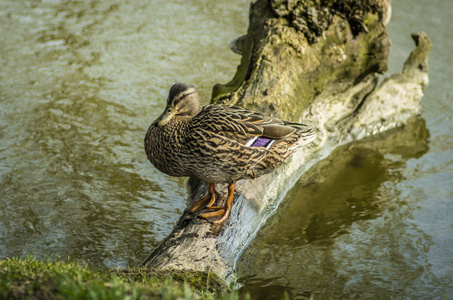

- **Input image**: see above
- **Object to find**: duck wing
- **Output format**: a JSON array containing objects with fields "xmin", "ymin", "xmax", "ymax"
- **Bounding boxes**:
[
  {"xmin": 193, "ymin": 105, "xmax": 302, "ymax": 146},
  {"xmin": 184, "ymin": 105, "xmax": 315, "ymax": 182}
]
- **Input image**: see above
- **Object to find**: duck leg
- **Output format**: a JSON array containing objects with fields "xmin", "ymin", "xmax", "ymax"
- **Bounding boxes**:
[
  {"xmin": 199, "ymin": 183, "xmax": 235, "ymax": 223},
  {"xmin": 186, "ymin": 182, "xmax": 220, "ymax": 213}
]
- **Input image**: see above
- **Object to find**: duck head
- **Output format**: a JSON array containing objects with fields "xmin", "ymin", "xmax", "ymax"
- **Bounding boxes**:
[{"xmin": 155, "ymin": 83, "xmax": 202, "ymax": 126}]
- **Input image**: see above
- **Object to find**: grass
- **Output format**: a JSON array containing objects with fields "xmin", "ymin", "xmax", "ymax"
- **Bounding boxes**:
[{"xmin": 0, "ymin": 255, "xmax": 243, "ymax": 300}]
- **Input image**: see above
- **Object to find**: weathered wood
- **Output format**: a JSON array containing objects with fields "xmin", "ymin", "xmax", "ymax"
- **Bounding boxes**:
[{"xmin": 142, "ymin": 0, "xmax": 431, "ymax": 286}]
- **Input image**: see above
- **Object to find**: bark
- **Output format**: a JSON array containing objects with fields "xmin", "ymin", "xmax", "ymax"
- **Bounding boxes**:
[{"xmin": 142, "ymin": 0, "xmax": 432, "ymax": 286}]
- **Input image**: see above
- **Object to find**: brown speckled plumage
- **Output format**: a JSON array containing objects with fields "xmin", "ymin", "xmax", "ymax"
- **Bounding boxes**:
[{"xmin": 145, "ymin": 83, "xmax": 316, "ymax": 223}]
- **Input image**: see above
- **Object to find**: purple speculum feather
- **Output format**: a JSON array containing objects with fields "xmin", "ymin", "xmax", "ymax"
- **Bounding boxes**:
[{"xmin": 251, "ymin": 137, "xmax": 273, "ymax": 148}]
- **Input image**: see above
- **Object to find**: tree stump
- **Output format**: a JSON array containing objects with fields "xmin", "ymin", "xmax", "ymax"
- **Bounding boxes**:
[{"xmin": 142, "ymin": 0, "xmax": 432, "ymax": 286}]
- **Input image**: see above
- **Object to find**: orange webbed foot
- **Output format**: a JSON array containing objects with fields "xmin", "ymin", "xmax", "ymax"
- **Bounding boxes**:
[
  {"xmin": 199, "ymin": 183, "xmax": 235, "ymax": 224},
  {"xmin": 186, "ymin": 182, "xmax": 220, "ymax": 213}
]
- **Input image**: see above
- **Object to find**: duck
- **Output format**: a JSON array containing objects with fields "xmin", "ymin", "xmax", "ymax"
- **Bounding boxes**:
[{"xmin": 145, "ymin": 83, "xmax": 316, "ymax": 223}]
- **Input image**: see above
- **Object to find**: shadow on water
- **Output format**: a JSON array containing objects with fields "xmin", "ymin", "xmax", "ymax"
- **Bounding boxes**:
[{"xmin": 237, "ymin": 117, "xmax": 431, "ymax": 299}]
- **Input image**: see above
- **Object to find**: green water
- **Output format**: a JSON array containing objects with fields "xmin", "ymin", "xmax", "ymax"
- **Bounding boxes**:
[
  {"xmin": 0, "ymin": 0, "xmax": 247, "ymax": 267},
  {"xmin": 238, "ymin": 0, "xmax": 453, "ymax": 298},
  {"xmin": 0, "ymin": 0, "xmax": 452, "ymax": 298}
]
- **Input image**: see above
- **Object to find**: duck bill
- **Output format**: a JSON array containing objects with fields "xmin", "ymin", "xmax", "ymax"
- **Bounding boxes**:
[{"xmin": 156, "ymin": 105, "xmax": 178, "ymax": 126}]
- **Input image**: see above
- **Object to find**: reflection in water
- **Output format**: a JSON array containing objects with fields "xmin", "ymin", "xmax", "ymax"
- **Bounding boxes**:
[{"xmin": 237, "ymin": 117, "xmax": 440, "ymax": 299}]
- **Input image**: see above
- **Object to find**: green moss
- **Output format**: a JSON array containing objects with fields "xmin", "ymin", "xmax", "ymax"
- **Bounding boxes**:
[
  {"xmin": 0, "ymin": 255, "xmax": 241, "ymax": 300},
  {"xmin": 271, "ymin": 0, "xmax": 386, "ymax": 41},
  {"xmin": 211, "ymin": 62, "xmax": 248, "ymax": 103},
  {"xmin": 114, "ymin": 268, "xmax": 231, "ymax": 295}
]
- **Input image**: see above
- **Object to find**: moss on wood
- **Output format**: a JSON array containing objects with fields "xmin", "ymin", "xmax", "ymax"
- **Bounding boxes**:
[{"xmin": 212, "ymin": 0, "xmax": 390, "ymax": 121}]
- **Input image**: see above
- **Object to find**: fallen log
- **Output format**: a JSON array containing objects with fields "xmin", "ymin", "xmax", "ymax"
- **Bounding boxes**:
[{"xmin": 141, "ymin": 0, "xmax": 431, "ymax": 286}]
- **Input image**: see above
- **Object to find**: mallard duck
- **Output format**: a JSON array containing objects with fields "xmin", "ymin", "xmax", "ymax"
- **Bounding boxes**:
[{"xmin": 145, "ymin": 83, "xmax": 316, "ymax": 223}]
